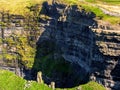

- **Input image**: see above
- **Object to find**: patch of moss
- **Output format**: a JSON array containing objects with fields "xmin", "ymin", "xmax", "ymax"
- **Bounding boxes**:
[{"xmin": 2, "ymin": 34, "xmax": 36, "ymax": 68}]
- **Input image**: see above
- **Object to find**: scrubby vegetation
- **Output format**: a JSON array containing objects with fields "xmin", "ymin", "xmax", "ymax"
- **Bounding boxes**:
[
  {"xmin": 0, "ymin": 70, "xmax": 105, "ymax": 90},
  {"xmin": 0, "ymin": 70, "xmax": 51, "ymax": 90}
]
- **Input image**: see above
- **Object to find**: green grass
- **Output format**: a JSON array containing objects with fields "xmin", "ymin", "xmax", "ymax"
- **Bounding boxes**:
[
  {"xmin": 0, "ymin": 0, "xmax": 119, "ymax": 24},
  {"xmin": 0, "ymin": 70, "xmax": 51, "ymax": 90},
  {"xmin": 99, "ymin": 0, "xmax": 120, "ymax": 5},
  {"xmin": 0, "ymin": 38, "xmax": 2, "ymax": 43},
  {"xmin": 85, "ymin": 0, "xmax": 120, "ymax": 5},
  {"xmin": 81, "ymin": 81, "xmax": 106, "ymax": 90},
  {"xmin": 85, "ymin": 0, "xmax": 96, "ymax": 3},
  {"xmin": 0, "ymin": 52, "xmax": 2, "ymax": 60},
  {"xmin": 81, "ymin": 4, "xmax": 120, "ymax": 24},
  {"xmin": 0, "ymin": 0, "xmax": 46, "ymax": 15},
  {"xmin": 0, "ymin": 70, "xmax": 106, "ymax": 90},
  {"xmin": 57, "ymin": 0, "xmax": 120, "ymax": 24}
]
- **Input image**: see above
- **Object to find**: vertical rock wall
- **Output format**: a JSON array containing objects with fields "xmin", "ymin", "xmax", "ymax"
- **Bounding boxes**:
[
  {"xmin": 36, "ymin": 2, "xmax": 120, "ymax": 89},
  {"xmin": 0, "ymin": 1, "xmax": 120, "ymax": 89}
]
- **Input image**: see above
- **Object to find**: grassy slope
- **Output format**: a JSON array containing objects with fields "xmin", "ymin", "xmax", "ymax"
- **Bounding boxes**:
[
  {"xmin": 70, "ymin": 0, "xmax": 120, "ymax": 24},
  {"xmin": 52, "ymin": 0, "xmax": 120, "ymax": 24},
  {"xmin": 0, "ymin": 0, "xmax": 119, "ymax": 24},
  {"xmin": 86, "ymin": 0, "xmax": 120, "ymax": 5},
  {"xmin": 81, "ymin": 4, "xmax": 120, "ymax": 24},
  {"xmin": 57, "ymin": 0, "xmax": 120, "ymax": 24},
  {"xmin": 0, "ymin": 0, "xmax": 45, "ymax": 15},
  {"xmin": 0, "ymin": 70, "xmax": 105, "ymax": 90},
  {"xmin": 0, "ymin": 70, "xmax": 51, "ymax": 90}
]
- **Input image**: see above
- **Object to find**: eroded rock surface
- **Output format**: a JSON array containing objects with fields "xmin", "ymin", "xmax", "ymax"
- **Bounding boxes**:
[
  {"xmin": 36, "ymin": 1, "xmax": 120, "ymax": 89},
  {"xmin": 0, "ymin": 1, "xmax": 120, "ymax": 89}
]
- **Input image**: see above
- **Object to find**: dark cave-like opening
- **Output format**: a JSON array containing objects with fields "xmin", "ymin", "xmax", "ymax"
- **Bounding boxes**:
[{"xmin": 31, "ymin": 40, "xmax": 90, "ymax": 88}]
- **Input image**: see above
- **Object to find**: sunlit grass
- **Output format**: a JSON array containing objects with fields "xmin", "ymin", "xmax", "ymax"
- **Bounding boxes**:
[
  {"xmin": 81, "ymin": 4, "xmax": 120, "ymax": 24},
  {"xmin": 85, "ymin": 0, "xmax": 120, "ymax": 5},
  {"xmin": 0, "ymin": 0, "xmax": 46, "ymax": 15},
  {"xmin": 0, "ymin": 0, "xmax": 119, "ymax": 24},
  {"xmin": 98, "ymin": 0, "xmax": 120, "ymax": 5},
  {"xmin": 0, "ymin": 70, "xmax": 51, "ymax": 90},
  {"xmin": 0, "ymin": 70, "xmax": 105, "ymax": 90}
]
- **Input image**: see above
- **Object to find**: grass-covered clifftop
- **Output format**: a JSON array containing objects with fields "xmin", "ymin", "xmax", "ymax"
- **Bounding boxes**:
[
  {"xmin": 0, "ymin": 0, "xmax": 120, "ymax": 24},
  {"xmin": 0, "ymin": 70, "xmax": 105, "ymax": 90},
  {"xmin": 85, "ymin": 0, "xmax": 120, "ymax": 5},
  {"xmin": 0, "ymin": 70, "xmax": 51, "ymax": 90},
  {"xmin": 0, "ymin": 0, "xmax": 45, "ymax": 15}
]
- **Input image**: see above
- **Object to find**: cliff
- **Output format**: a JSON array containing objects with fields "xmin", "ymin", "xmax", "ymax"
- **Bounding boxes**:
[
  {"xmin": 34, "ymin": 1, "xmax": 120, "ymax": 89},
  {"xmin": 0, "ymin": 0, "xmax": 120, "ymax": 90}
]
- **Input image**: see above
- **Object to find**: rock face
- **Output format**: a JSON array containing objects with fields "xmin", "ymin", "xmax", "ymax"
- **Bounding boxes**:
[
  {"xmin": 0, "ymin": 1, "xmax": 120, "ymax": 89},
  {"xmin": 92, "ymin": 30, "xmax": 120, "ymax": 90},
  {"xmin": 36, "ymin": 1, "xmax": 120, "ymax": 89}
]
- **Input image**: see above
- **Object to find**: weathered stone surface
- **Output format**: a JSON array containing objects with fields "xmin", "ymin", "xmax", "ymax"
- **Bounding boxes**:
[
  {"xmin": 36, "ymin": 1, "xmax": 120, "ymax": 89},
  {"xmin": 0, "ymin": 1, "xmax": 120, "ymax": 89}
]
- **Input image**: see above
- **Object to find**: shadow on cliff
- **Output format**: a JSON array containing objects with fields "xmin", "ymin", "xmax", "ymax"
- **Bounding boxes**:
[
  {"xmin": 30, "ymin": 1, "xmax": 120, "ymax": 89},
  {"xmin": 30, "ymin": 1, "xmax": 104, "ymax": 88},
  {"xmin": 110, "ymin": 57, "xmax": 120, "ymax": 90}
]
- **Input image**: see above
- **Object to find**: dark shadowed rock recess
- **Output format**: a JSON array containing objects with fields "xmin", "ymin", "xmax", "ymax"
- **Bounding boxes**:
[{"xmin": 33, "ymin": 1, "xmax": 120, "ymax": 89}]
